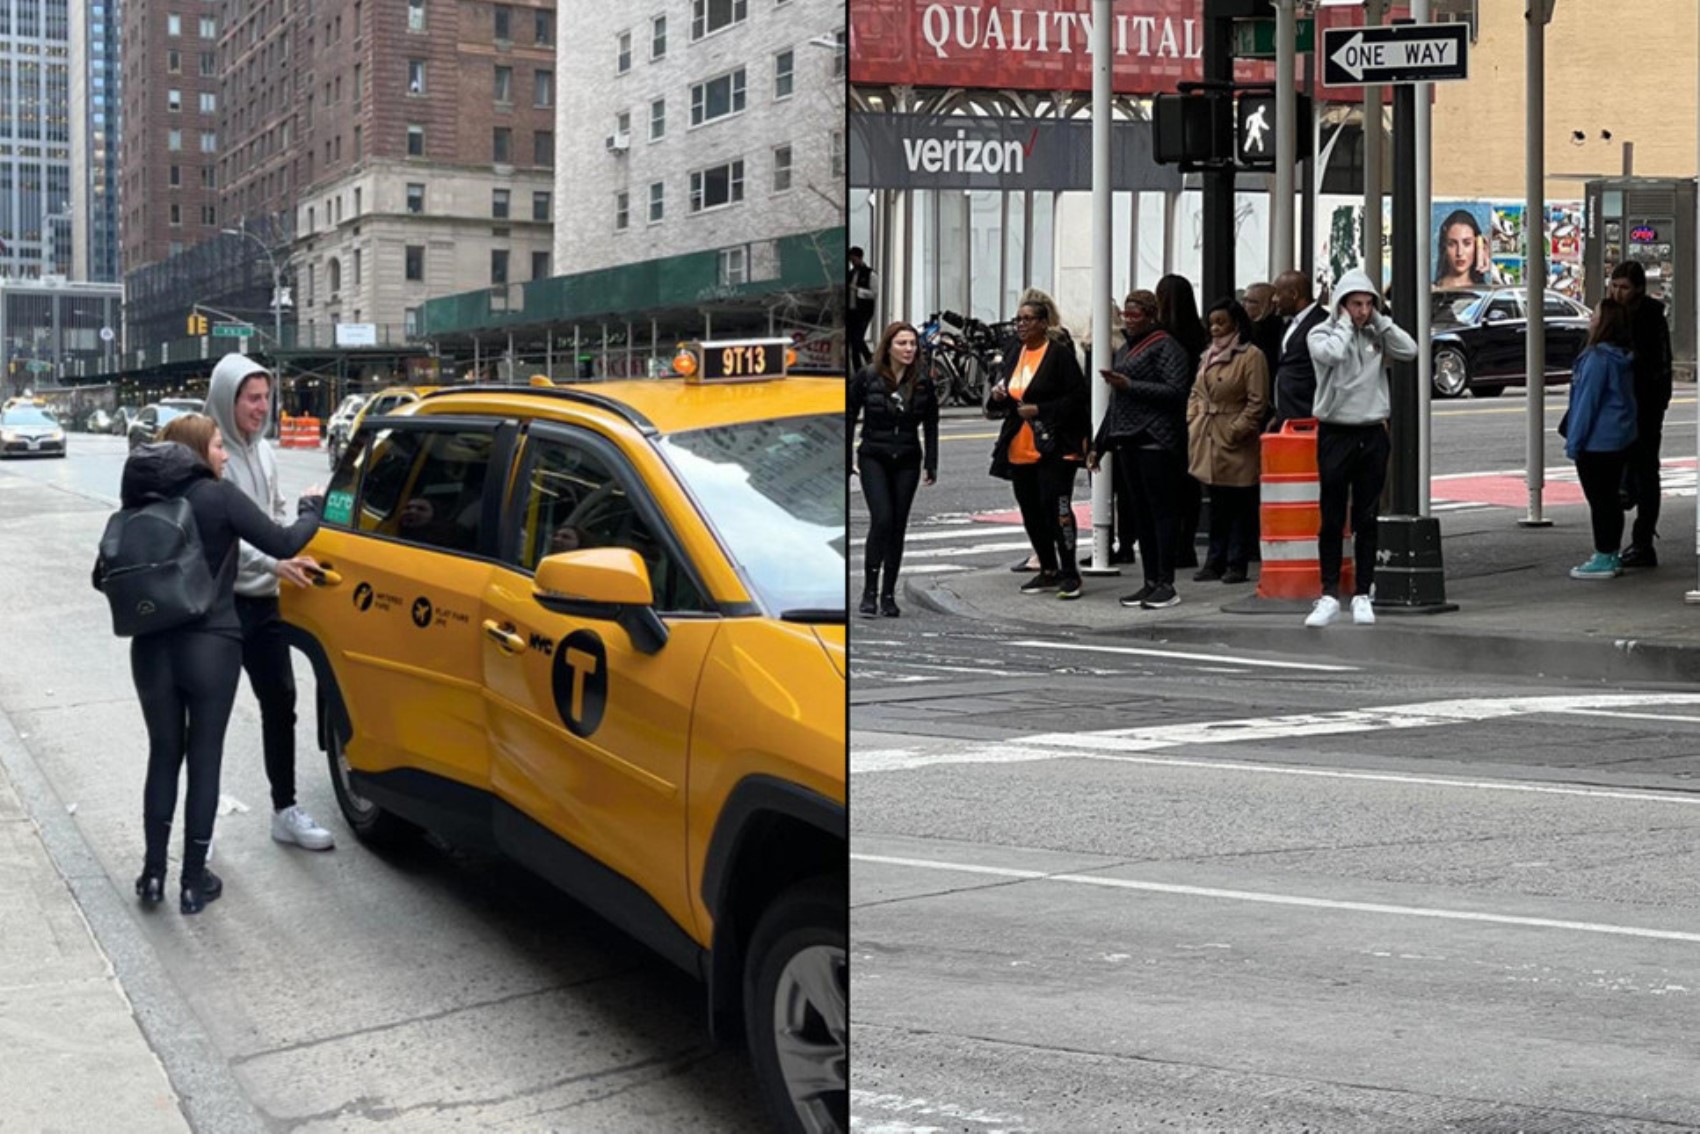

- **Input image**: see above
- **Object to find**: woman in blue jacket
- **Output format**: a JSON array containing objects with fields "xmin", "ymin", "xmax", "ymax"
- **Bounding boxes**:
[{"xmin": 1564, "ymin": 298, "xmax": 1639, "ymax": 579}]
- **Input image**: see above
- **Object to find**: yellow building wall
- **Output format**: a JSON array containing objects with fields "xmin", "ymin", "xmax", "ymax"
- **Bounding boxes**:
[{"xmin": 1431, "ymin": 0, "xmax": 1699, "ymax": 200}]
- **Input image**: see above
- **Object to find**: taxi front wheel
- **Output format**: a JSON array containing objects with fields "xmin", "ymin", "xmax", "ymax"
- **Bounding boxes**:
[
  {"xmin": 327, "ymin": 729, "xmax": 419, "ymax": 848},
  {"xmin": 744, "ymin": 878, "xmax": 847, "ymax": 1134}
]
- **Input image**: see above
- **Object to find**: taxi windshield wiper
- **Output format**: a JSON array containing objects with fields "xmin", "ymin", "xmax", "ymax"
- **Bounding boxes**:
[{"xmin": 780, "ymin": 608, "xmax": 845, "ymax": 624}]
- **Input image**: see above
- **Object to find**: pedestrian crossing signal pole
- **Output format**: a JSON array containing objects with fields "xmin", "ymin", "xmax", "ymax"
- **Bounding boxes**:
[{"xmin": 1085, "ymin": 0, "xmax": 1116, "ymax": 577}]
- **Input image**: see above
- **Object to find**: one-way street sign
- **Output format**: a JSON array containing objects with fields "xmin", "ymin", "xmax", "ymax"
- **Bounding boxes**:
[{"xmin": 1322, "ymin": 22, "xmax": 1469, "ymax": 87}]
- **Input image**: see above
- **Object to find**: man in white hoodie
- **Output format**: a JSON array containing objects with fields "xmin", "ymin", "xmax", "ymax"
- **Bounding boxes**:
[
  {"xmin": 1302, "ymin": 269, "xmax": 1418, "ymax": 628},
  {"xmin": 205, "ymin": 354, "xmax": 335, "ymax": 850}
]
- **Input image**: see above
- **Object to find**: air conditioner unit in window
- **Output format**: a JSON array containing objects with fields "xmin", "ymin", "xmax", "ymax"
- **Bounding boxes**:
[{"xmin": 605, "ymin": 132, "xmax": 630, "ymax": 153}]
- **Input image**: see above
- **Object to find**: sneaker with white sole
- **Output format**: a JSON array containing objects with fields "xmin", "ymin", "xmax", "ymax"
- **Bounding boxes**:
[
  {"xmin": 1569, "ymin": 552, "xmax": 1621, "ymax": 579},
  {"xmin": 272, "ymin": 805, "xmax": 335, "ymax": 851},
  {"xmin": 1304, "ymin": 595, "xmax": 1341, "ymax": 628},
  {"xmin": 1351, "ymin": 595, "xmax": 1376, "ymax": 625}
]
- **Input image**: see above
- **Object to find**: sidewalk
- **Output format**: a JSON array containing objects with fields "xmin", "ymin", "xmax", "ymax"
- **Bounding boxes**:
[
  {"xmin": 0, "ymin": 718, "xmax": 190, "ymax": 1133},
  {"xmin": 908, "ymin": 488, "xmax": 1700, "ymax": 685}
]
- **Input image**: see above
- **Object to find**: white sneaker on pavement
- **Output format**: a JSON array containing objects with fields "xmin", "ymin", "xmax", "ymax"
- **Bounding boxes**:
[
  {"xmin": 272, "ymin": 805, "xmax": 335, "ymax": 851},
  {"xmin": 1304, "ymin": 595, "xmax": 1341, "ymax": 628},
  {"xmin": 1351, "ymin": 595, "xmax": 1376, "ymax": 625}
]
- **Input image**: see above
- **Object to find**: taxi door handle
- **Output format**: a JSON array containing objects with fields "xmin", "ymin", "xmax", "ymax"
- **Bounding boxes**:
[
  {"xmin": 482, "ymin": 620, "xmax": 526, "ymax": 653},
  {"xmin": 308, "ymin": 566, "xmax": 343, "ymax": 587}
]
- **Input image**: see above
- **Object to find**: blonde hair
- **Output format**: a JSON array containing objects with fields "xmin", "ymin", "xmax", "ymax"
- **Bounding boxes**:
[{"xmin": 161, "ymin": 412, "xmax": 220, "ymax": 471}]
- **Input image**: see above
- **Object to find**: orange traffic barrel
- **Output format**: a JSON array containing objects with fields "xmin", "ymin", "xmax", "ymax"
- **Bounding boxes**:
[{"xmin": 1254, "ymin": 419, "xmax": 1352, "ymax": 601}]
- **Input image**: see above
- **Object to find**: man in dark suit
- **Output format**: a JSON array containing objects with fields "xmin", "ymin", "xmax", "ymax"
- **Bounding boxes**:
[
  {"xmin": 1609, "ymin": 261, "xmax": 1674, "ymax": 566},
  {"xmin": 1267, "ymin": 269, "xmax": 1329, "ymax": 428}
]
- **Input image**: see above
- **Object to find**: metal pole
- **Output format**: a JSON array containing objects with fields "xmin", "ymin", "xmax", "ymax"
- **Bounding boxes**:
[
  {"xmin": 1202, "ymin": 13, "xmax": 1234, "ymax": 306},
  {"xmin": 1521, "ymin": 2, "xmax": 1550, "ymax": 526},
  {"xmin": 1085, "ymin": 0, "xmax": 1115, "ymax": 576},
  {"xmin": 1273, "ymin": 0, "xmax": 1296, "ymax": 275},
  {"xmin": 1414, "ymin": 0, "xmax": 1432, "ymax": 516},
  {"xmin": 1390, "ymin": 82, "xmax": 1418, "ymax": 518},
  {"xmin": 1301, "ymin": 47, "xmax": 1316, "ymax": 284},
  {"xmin": 1689, "ymin": 2, "xmax": 1700, "ymax": 603},
  {"xmin": 1363, "ymin": 0, "xmax": 1384, "ymax": 287}
]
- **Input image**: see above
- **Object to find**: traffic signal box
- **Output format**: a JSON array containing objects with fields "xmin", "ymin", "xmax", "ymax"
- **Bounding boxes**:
[{"xmin": 186, "ymin": 313, "xmax": 209, "ymax": 336}]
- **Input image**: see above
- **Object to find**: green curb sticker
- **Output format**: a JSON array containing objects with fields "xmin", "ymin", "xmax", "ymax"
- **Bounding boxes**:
[{"xmin": 324, "ymin": 489, "xmax": 354, "ymax": 525}]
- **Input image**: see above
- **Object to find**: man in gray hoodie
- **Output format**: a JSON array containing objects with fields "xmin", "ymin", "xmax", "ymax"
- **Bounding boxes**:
[
  {"xmin": 1302, "ymin": 268, "xmax": 1419, "ymax": 628},
  {"xmin": 205, "ymin": 353, "xmax": 335, "ymax": 850}
]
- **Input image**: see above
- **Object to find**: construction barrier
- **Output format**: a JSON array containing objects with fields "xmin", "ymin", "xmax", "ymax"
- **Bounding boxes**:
[
  {"xmin": 1254, "ymin": 419, "xmax": 1352, "ymax": 602},
  {"xmin": 279, "ymin": 414, "xmax": 320, "ymax": 449}
]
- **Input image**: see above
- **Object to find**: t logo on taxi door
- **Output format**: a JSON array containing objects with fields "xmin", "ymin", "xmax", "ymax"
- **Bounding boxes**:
[{"xmin": 551, "ymin": 629, "xmax": 608, "ymax": 737}]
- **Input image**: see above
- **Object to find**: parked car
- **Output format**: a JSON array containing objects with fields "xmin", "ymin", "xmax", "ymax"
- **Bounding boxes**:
[
  {"xmin": 1429, "ymin": 287, "xmax": 1591, "ymax": 399},
  {"xmin": 323, "ymin": 393, "xmax": 367, "ymax": 469},
  {"xmin": 111, "ymin": 405, "xmax": 138, "ymax": 437},
  {"xmin": 0, "ymin": 403, "xmax": 67, "ymax": 458},
  {"xmin": 85, "ymin": 408, "xmax": 113, "ymax": 434},
  {"xmin": 126, "ymin": 398, "xmax": 204, "ymax": 450}
]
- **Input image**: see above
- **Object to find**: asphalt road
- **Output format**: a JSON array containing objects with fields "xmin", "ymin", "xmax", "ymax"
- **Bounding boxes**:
[
  {"xmin": 850, "ymin": 393, "xmax": 1700, "ymax": 1132},
  {"xmin": 0, "ymin": 432, "xmax": 766, "ymax": 1131}
]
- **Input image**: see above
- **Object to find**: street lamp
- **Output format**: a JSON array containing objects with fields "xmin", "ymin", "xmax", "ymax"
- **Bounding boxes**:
[{"xmin": 222, "ymin": 224, "xmax": 284, "ymax": 437}]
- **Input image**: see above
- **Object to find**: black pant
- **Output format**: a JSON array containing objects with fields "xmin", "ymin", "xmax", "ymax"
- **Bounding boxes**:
[
  {"xmin": 1176, "ymin": 473, "xmax": 1202, "ymax": 566},
  {"xmin": 236, "ymin": 595, "xmax": 298, "ymax": 813},
  {"xmin": 1624, "ymin": 419, "xmax": 1664, "ymax": 548},
  {"xmin": 1110, "ymin": 459, "xmax": 1137, "ymax": 557},
  {"xmin": 1317, "ymin": 422, "xmax": 1390, "ymax": 598},
  {"xmin": 1204, "ymin": 483, "xmax": 1257, "ymax": 573},
  {"xmin": 847, "ymin": 311, "xmax": 873, "ymax": 373},
  {"xmin": 133, "ymin": 630, "xmax": 243, "ymax": 881},
  {"xmin": 1117, "ymin": 445, "xmax": 1182, "ymax": 586},
  {"xmin": 1010, "ymin": 459, "xmax": 1079, "ymax": 577},
  {"xmin": 859, "ymin": 450, "xmax": 922, "ymax": 597},
  {"xmin": 1577, "ymin": 449, "xmax": 1632, "ymax": 554}
]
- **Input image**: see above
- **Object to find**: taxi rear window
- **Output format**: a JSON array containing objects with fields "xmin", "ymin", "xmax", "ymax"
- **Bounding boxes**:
[{"xmin": 321, "ymin": 422, "xmax": 498, "ymax": 556}]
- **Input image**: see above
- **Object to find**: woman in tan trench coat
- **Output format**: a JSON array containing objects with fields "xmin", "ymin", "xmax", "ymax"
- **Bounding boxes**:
[{"xmin": 1187, "ymin": 297, "xmax": 1269, "ymax": 584}]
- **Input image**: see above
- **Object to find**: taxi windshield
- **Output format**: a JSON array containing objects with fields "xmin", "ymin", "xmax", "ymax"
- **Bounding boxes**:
[
  {"xmin": 2, "ymin": 406, "xmax": 58, "ymax": 426},
  {"xmin": 656, "ymin": 414, "xmax": 845, "ymax": 621}
]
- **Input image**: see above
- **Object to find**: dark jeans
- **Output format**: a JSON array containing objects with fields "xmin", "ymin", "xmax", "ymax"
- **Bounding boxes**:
[
  {"xmin": 1624, "ymin": 419, "xmax": 1664, "ymax": 547},
  {"xmin": 1010, "ymin": 459, "xmax": 1080, "ymax": 577},
  {"xmin": 133, "ymin": 630, "xmax": 243, "ymax": 882},
  {"xmin": 1317, "ymin": 422, "xmax": 1390, "ymax": 598},
  {"xmin": 859, "ymin": 449, "xmax": 922, "ymax": 597},
  {"xmin": 1176, "ymin": 472, "xmax": 1202, "ymax": 565},
  {"xmin": 1204, "ymin": 483, "xmax": 1258, "ymax": 573},
  {"xmin": 236, "ymin": 594, "xmax": 298, "ymax": 813},
  {"xmin": 1577, "ymin": 448, "xmax": 1632, "ymax": 555},
  {"xmin": 847, "ymin": 312, "xmax": 873, "ymax": 373},
  {"xmin": 1116, "ymin": 444, "xmax": 1182, "ymax": 586}
]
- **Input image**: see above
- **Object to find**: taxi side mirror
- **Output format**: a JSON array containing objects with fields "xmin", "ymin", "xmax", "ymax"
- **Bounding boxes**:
[{"xmin": 533, "ymin": 547, "xmax": 668, "ymax": 655}]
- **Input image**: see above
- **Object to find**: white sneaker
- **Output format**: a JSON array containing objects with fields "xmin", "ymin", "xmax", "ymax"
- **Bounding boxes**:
[
  {"xmin": 272, "ymin": 805, "xmax": 335, "ymax": 851},
  {"xmin": 1351, "ymin": 595, "xmax": 1376, "ymax": 625},
  {"xmin": 1304, "ymin": 595, "xmax": 1341, "ymax": 628}
]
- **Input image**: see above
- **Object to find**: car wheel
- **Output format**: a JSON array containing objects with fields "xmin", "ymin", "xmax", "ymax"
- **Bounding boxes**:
[
  {"xmin": 326, "ymin": 439, "xmax": 343, "ymax": 471},
  {"xmin": 1432, "ymin": 347, "xmax": 1470, "ymax": 398},
  {"xmin": 327, "ymin": 727, "xmax": 419, "ymax": 846},
  {"xmin": 744, "ymin": 878, "xmax": 847, "ymax": 1134}
]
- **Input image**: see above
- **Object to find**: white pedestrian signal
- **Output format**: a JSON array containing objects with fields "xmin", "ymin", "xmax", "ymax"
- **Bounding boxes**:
[{"xmin": 1244, "ymin": 105, "xmax": 1269, "ymax": 154}]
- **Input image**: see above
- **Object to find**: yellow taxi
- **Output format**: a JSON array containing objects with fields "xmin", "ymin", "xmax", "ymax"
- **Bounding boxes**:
[{"xmin": 280, "ymin": 340, "xmax": 845, "ymax": 1134}]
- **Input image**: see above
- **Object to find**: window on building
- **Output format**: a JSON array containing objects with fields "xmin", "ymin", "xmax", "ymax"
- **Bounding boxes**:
[
  {"xmin": 690, "ymin": 68, "xmax": 746, "ymax": 126},
  {"xmin": 493, "ymin": 4, "xmax": 511, "ymax": 41},
  {"xmin": 490, "ymin": 249, "xmax": 509, "ymax": 285},
  {"xmin": 651, "ymin": 14, "xmax": 666, "ymax": 58},
  {"xmin": 169, "ymin": 164, "xmax": 181, "ymax": 187},
  {"xmin": 689, "ymin": 159, "xmax": 744, "ymax": 213},
  {"xmin": 405, "ymin": 244, "xmax": 424, "ymax": 280},
  {"xmin": 534, "ymin": 70, "xmax": 552, "ymax": 107},
  {"xmin": 491, "ymin": 188, "xmax": 509, "ymax": 218},
  {"xmin": 199, "ymin": 92, "xmax": 215, "ymax": 114},
  {"xmin": 169, "ymin": 202, "xmax": 182, "ymax": 225},
  {"xmin": 648, "ymin": 181, "xmax": 664, "ymax": 223},
  {"xmin": 167, "ymin": 13, "xmax": 180, "ymax": 36},
  {"xmin": 354, "ymin": 187, "xmax": 363, "ymax": 215},
  {"xmin": 616, "ymin": 30, "xmax": 631, "ymax": 73},
  {"xmin": 772, "ymin": 143, "xmax": 792, "ymax": 192},
  {"xmin": 831, "ymin": 130, "xmax": 843, "ymax": 177},
  {"xmin": 535, "ymin": 9, "xmax": 552, "ymax": 44},
  {"xmin": 492, "ymin": 126, "xmax": 511, "ymax": 163},
  {"xmin": 691, "ymin": 0, "xmax": 746, "ymax": 40},
  {"xmin": 533, "ymin": 131, "xmax": 552, "ymax": 166},
  {"xmin": 408, "ymin": 59, "xmax": 426, "ymax": 95},
  {"xmin": 533, "ymin": 190, "xmax": 551, "ymax": 221},
  {"xmin": 166, "ymin": 49, "xmax": 180, "ymax": 72},
  {"xmin": 832, "ymin": 28, "xmax": 845, "ymax": 76},
  {"xmin": 404, "ymin": 307, "xmax": 421, "ymax": 337},
  {"xmin": 407, "ymin": 124, "xmax": 425, "ymax": 156},
  {"xmin": 354, "ymin": 1, "xmax": 362, "ymax": 37},
  {"xmin": 199, "ymin": 15, "xmax": 215, "ymax": 37},
  {"xmin": 649, "ymin": 98, "xmax": 665, "ymax": 141},
  {"xmin": 616, "ymin": 110, "xmax": 631, "ymax": 138},
  {"xmin": 199, "ymin": 51, "xmax": 215, "ymax": 76},
  {"xmin": 493, "ymin": 65, "xmax": 512, "ymax": 103},
  {"xmin": 354, "ymin": 124, "xmax": 363, "ymax": 159},
  {"xmin": 308, "ymin": 205, "xmax": 316, "ymax": 232},
  {"xmin": 167, "ymin": 128, "xmax": 182, "ymax": 150},
  {"xmin": 774, "ymin": 49, "xmax": 794, "ymax": 99},
  {"xmin": 407, "ymin": 0, "xmax": 425, "ymax": 31},
  {"xmin": 353, "ymin": 248, "xmax": 362, "ymax": 286},
  {"xmin": 719, "ymin": 246, "xmax": 746, "ymax": 285},
  {"xmin": 406, "ymin": 182, "xmax": 424, "ymax": 213},
  {"xmin": 202, "ymin": 203, "xmax": 217, "ymax": 226},
  {"xmin": 167, "ymin": 88, "xmax": 182, "ymax": 112},
  {"xmin": 615, "ymin": 191, "xmax": 629, "ymax": 231},
  {"xmin": 202, "ymin": 166, "xmax": 215, "ymax": 189},
  {"xmin": 329, "ymin": 258, "xmax": 341, "ymax": 294},
  {"xmin": 530, "ymin": 250, "xmax": 549, "ymax": 280}
]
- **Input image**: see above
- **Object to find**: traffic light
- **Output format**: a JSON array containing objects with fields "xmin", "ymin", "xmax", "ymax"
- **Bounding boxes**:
[{"xmin": 187, "ymin": 313, "xmax": 208, "ymax": 336}]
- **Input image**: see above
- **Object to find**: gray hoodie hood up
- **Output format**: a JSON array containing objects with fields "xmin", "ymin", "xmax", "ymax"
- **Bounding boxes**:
[
  {"xmin": 205, "ymin": 352, "xmax": 285, "ymax": 596},
  {"xmin": 1305, "ymin": 267, "xmax": 1419, "ymax": 426}
]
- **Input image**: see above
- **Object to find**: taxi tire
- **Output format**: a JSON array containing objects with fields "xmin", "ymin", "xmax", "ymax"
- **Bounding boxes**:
[
  {"xmin": 744, "ymin": 877, "xmax": 847, "ymax": 1134},
  {"xmin": 327, "ymin": 730, "xmax": 420, "ymax": 848}
]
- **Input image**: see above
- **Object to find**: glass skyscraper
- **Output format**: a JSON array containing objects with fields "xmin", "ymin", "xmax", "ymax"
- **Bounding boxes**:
[
  {"xmin": 70, "ymin": 0, "xmax": 120, "ymax": 281},
  {"xmin": 0, "ymin": 0, "xmax": 75, "ymax": 279}
]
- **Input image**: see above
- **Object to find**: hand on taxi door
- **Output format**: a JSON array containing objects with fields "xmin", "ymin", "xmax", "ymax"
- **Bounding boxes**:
[{"xmin": 275, "ymin": 555, "xmax": 321, "ymax": 588}]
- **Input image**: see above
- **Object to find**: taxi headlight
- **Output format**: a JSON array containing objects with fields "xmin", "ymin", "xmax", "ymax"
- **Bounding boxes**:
[
  {"xmin": 0, "ymin": 430, "xmax": 18, "ymax": 443},
  {"xmin": 48, "ymin": 430, "xmax": 65, "ymax": 441}
]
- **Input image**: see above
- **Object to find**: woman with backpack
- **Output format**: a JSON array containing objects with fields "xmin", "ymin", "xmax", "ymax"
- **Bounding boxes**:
[
  {"xmin": 103, "ymin": 413, "xmax": 323, "ymax": 913},
  {"xmin": 850, "ymin": 321, "xmax": 938, "ymax": 617},
  {"xmin": 1562, "ymin": 298, "xmax": 1639, "ymax": 579}
]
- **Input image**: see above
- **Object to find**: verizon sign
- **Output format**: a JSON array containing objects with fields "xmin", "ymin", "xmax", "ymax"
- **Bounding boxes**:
[{"xmin": 851, "ymin": 114, "xmax": 1182, "ymax": 192}]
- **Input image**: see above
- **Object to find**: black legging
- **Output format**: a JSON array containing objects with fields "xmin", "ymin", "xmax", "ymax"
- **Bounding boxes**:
[
  {"xmin": 1010, "ymin": 459, "xmax": 1079, "ymax": 576},
  {"xmin": 1577, "ymin": 448, "xmax": 1632, "ymax": 554},
  {"xmin": 859, "ymin": 450, "xmax": 922, "ymax": 598},
  {"xmin": 1116, "ymin": 444, "xmax": 1182, "ymax": 587},
  {"xmin": 1625, "ymin": 421, "xmax": 1664, "ymax": 548},
  {"xmin": 236, "ymin": 595, "xmax": 299, "ymax": 812},
  {"xmin": 133, "ymin": 630, "xmax": 243, "ymax": 881}
]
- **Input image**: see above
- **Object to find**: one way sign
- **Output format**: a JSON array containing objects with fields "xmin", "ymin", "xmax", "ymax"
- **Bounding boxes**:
[{"xmin": 1322, "ymin": 22, "xmax": 1469, "ymax": 87}]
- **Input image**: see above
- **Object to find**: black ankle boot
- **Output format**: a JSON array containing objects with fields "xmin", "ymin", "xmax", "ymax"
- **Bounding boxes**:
[
  {"xmin": 180, "ymin": 869, "xmax": 224, "ymax": 915},
  {"xmin": 879, "ymin": 594, "xmax": 900, "ymax": 617},
  {"xmin": 858, "ymin": 589, "xmax": 878, "ymax": 617},
  {"xmin": 135, "ymin": 868, "xmax": 165, "ymax": 905}
]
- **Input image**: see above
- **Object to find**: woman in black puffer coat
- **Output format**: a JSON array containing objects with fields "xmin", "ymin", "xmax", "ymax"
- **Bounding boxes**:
[{"xmin": 849, "ymin": 321, "xmax": 938, "ymax": 617}]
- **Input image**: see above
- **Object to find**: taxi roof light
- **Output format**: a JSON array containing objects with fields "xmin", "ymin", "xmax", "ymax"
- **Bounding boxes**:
[{"xmin": 675, "ymin": 337, "xmax": 791, "ymax": 385}]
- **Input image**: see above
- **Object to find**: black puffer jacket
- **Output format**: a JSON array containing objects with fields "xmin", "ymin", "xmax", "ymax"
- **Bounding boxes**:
[
  {"xmin": 1091, "ymin": 327, "xmax": 1192, "ymax": 459},
  {"xmin": 108, "ymin": 441, "xmax": 322, "ymax": 637},
  {"xmin": 986, "ymin": 334, "xmax": 1089, "ymax": 479},
  {"xmin": 849, "ymin": 365, "xmax": 940, "ymax": 476}
]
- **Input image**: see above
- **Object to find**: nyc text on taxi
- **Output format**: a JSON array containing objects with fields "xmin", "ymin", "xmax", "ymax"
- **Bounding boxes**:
[{"xmin": 282, "ymin": 342, "xmax": 845, "ymax": 1133}]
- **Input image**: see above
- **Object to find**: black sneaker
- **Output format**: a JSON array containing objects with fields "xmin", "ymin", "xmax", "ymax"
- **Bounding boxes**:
[
  {"xmin": 1057, "ymin": 577, "xmax": 1083, "ymax": 600},
  {"xmin": 1140, "ymin": 584, "xmax": 1182, "ymax": 610},
  {"xmin": 1192, "ymin": 565, "xmax": 1223, "ymax": 582},
  {"xmin": 1019, "ymin": 572, "xmax": 1061, "ymax": 595},
  {"xmin": 1221, "ymin": 567, "xmax": 1249, "ymax": 584},
  {"xmin": 879, "ymin": 595, "xmax": 901, "ymax": 617},
  {"xmin": 1119, "ymin": 583, "xmax": 1156, "ymax": 607},
  {"xmin": 1619, "ymin": 544, "xmax": 1658, "ymax": 568},
  {"xmin": 135, "ymin": 869, "xmax": 165, "ymax": 905},
  {"xmin": 180, "ymin": 869, "xmax": 223, "ymax": 916},
  {"xmin": 858, "ymin": 591, "xmax": 878, "ymax": 618}
]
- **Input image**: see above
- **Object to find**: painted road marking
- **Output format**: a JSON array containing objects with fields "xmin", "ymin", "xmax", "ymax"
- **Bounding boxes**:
[
  {"xmin": 1005, "ymin": 639, "xmax": 1359, "ymax": 674},
  {"xmin": 850, "ymin": 1090, "xmax": 1029, "ymax": 1133},
  {"xmin": 851, "ymin": 853, "xmax": 1700, "ymax": 945}
]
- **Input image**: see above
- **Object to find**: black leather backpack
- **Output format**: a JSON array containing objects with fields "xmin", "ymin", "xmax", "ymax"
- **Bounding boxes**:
[{"xmin": 93, "ymin": 488, "xmax": 230, "ymax": 637}]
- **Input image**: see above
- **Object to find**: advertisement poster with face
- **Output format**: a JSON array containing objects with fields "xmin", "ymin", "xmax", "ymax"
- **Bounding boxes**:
[{"xmin": 1432, "ymin": 203, "xmax": 1494, "ymax": 288}]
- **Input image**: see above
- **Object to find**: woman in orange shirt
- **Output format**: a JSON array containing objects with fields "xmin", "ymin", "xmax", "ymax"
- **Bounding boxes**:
[{"xmin": 987, "ymin": 295, "xmax": 1090, "ymax": 599}]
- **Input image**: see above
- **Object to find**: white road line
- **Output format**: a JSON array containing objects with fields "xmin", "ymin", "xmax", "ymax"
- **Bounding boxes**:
[
  {"xmin": 853, "ymin": 526, "xmax": 1021, "ymax": 547},
  {"xmin": 893, "ymin": 540, "xmax": 1033, "ymax": 559},
  {"xmin": 851, "ymin": 853, "xmax": 1700, "ymax": 944},
  {"xmin": 1551, "ymin": 708, "xmax": 1700, "ymax": 725},
  {"xmin": 1005, "ymin": 639, "xmax": 1359, "ymax": 673}
]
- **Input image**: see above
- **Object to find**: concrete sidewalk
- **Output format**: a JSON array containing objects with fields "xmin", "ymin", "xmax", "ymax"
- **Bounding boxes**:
[{"xmin": 908, "ymin": 487, "xmax": 1700, "ymax": 685}]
